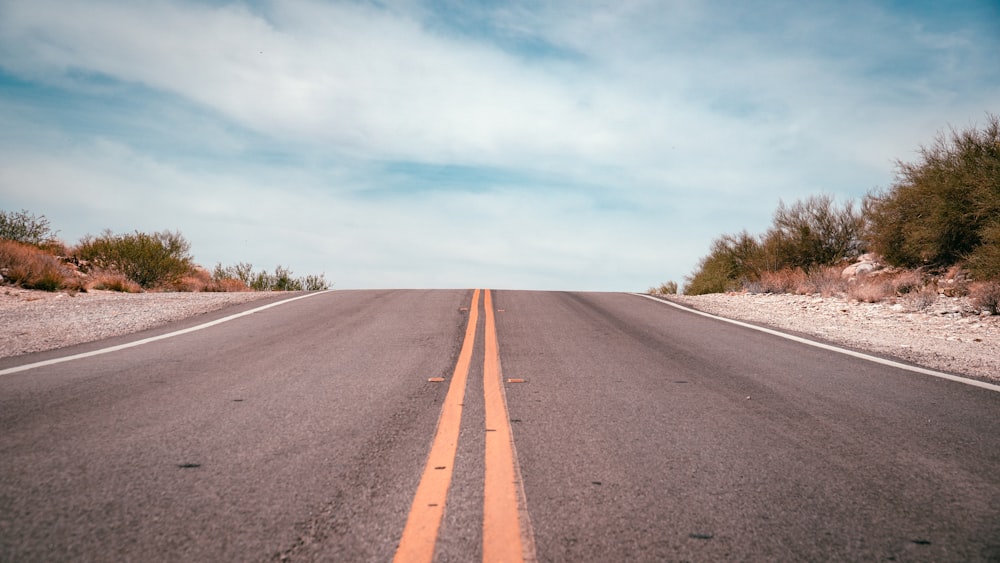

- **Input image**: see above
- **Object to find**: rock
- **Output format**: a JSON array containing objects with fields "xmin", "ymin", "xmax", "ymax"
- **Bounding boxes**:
[
  {"xmin": 842, "ymin": 253, "xmax": 883, "ymax": 279},
  {"xmin": 842, "ymin": 261, "xmax": 876, "ymax": 279}
]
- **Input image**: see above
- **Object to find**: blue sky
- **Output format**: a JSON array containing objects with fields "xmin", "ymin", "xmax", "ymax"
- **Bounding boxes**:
[{"xmin": 1, "ymin": 0, "xmax": 998, "ymax": 291}]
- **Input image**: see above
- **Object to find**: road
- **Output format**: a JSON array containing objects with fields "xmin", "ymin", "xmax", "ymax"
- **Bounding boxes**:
[{"xmin": 1, "ymin": 289, "xmax": 998, "ymax": 561}]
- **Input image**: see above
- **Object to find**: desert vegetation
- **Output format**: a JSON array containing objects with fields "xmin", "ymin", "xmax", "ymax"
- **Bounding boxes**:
[
  {"xmin": 0, "ymin": 209, "xmax": 329, "ymax": 293},
  {"xmin": 672, "ymin": 114, "xmax": 1000, "ymax": 313}
]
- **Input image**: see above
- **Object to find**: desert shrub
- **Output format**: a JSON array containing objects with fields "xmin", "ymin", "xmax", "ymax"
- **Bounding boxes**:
[
  {"xmin": 269, "ymin": 265, "xmax": 300, "ymax": 291},
  {"xmin": 0, "ymin": 239, "xmax": 69, "ymax": 291},
  {"xmin": 648, "ymin": 281, "xmax": 678, "ymax": 295},
  {"xmin": 864, "ymin": 114, "xmax": 1000, "ymax": 277},
  {"xmin": 174, "ymin": 267, "xmax": 212, "ymax": 292},
  {"xmin": 888, "ymin": 270, "xmax": 925, "ymax": 295},
  {"xmin": 684, "ymin": 231, "xmax": 763, "ymax": 295},
  {"xmin": 88, "ymin": 271, "xmax": 142, "ymax": 293},
  {"xmin": 965, "ymin": 221, "xmax": 1000, "ymax": 280},
  {"xmin": 214, "ymin": 262, "xmax": 329, "ymax": 291},
  {"xmin": 686, "ymin": 195, "xmax": 864, "ymax": 295},
  {"xmin": 970, "ymin": 282, "xmax": 1000, "ymax": 315},
  {"xmin": 213, "ymin": 262, "xmax": 256, "ymax": 287},
  {"xmin": 205, "ymin": 277, "xmax": 250, "ymax": 292},
  {"xmin": 761, "ymin": 195, "xmax": 865, "ymax": 273},
  {"xmin": 0, "ymin": 209, "xmax": 59, "ymax": 246},
  {"xmin": 903, "ymin": 286, "xmax": 939, "ymax": 311},
  {"xmin": 249, "ymin": 268, "xmax": 275, "ymax": 291},
  {"xmin": 301, "ymin": 274, "xmax": 330, "ymax": 291},
  {"xmin": 802, "ymin": 266, "xmax": 847, "ymax": 296},
  {"xmin": 756, "ymin": 268, "xmax": 807, "ymax": 294},
  {"xmin": 74, "ymin": 230, "xmax": 194, "ymax": 289},
  {"xmin": 847, "ymin": 278, "xmax": 894, "ymax": 303}
]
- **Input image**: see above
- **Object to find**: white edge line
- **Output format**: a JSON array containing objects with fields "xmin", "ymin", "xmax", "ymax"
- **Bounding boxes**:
[
  {"xmin": 0, "ymin": 291, "xmax": 331, "ymax": 377},
  {"xmin": 632, "ymin": 293, "xmax": 1000, "ymax": 393}
]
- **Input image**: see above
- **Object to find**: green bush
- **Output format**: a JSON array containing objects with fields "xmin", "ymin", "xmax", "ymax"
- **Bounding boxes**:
[
  {"xmin": 648, "ymin": 280, "xmax": 678, "ymax": 295},
  {"xmin": 0, "ymin": 209, "xmax": 58, "ymax": 246},
  {"xmin": 74, "ymin": 230, "xmax": 194, "ymax": 289},
  {"xmin": 965, "ymin": 221, "xmax": 1000, "ymax": 280},
  {"xmin": 683, "ymin": 231, "xmax": 763, "ymax": 295},
  {"xmin": 762, "ymin": 195, "xmax": 865, "ymax": 273},
  {"xmin": 683, "ymin": 115, "xmax": 999, "ymax": 294},
  {"xmin": 864, "ymin": 114, "xmax": 1000, "ymax": 279},
  {"xmin": 213, "ymin": 262, "xmax": 330, "ymax": 291},
  {"xmin": 684, "ymin": 194, "xmax": 866, "ymax": 295},
  {"xmin": 213, "ymin": 262, "xmax": 256, "ymax": 287},
  {"xmin": 301, "ymin": 274, "xmax": 330, "ymax": 291}
]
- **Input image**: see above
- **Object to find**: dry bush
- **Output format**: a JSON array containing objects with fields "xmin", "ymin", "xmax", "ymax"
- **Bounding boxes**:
[
  {"xmin": 74, "ymin": 229, "xmax": 194, "ymax": 289},
  {"xmin": 684, "ymin": 231, "xmax": 763, "ymax": 295},
  {"xmin": 903, "ymin": 286, "xmax": 939, "ymax": 311},
  {"xmin": 802, "ymin": 266, "xmax": 847, "ymax": 296},
  {"xmin": 60, "ymin": 274, "xmax": 88, "ymax": 293},
  {"xmin": 174, "ymin": 267, "xmax": 212, "ymax": 292},
  {"xmin": 648, "ymin": 281, "xmax": 678, "ymax": 295},
  {"xmin": 88, "ymin": 271, "xmax": 142, "ymax": 293},
  {"xmin": 848, "ymin": 278, "xmax": 894, "ymax": 303},
  {"xmin": 936, "ymin": 265, "xmax": 971, "ymax": 297},
  {"xmin": 0, "ymin": 209, "xmax": 59, "ymax": 246},
  {"xmin": 887, "ymin": 270, "xmax": 925, "ymax": 295},
  {"xmin": 205, "ymin": 277, "xmax": 250, "ymax": 292},
  {"xmin": 0, "ymin": 239, "xmax": 69, "ymax": 291},
  {"xmin": 864, "ymin": 114, "xmax": 1000, "ymax": 276},
  {"xmin": 757, "ymin": 268, "xmax": 807, "ymax": 293},
  {"xmin": 970, "ymin": 282, "xmax": 1000, "ymax": 315},
  {"xmin": 763, "ymin": 195, "xmax": 865, "ymax": 272}
]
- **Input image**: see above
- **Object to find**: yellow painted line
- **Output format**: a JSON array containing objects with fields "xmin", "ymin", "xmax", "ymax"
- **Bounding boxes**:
[
  {"xmin": 483, "ymin": 289, "xmax": 536, "ymax": 563},
  {"xmin": 394, "ymin": 289, "xmax": 481, "ymax": 563}
]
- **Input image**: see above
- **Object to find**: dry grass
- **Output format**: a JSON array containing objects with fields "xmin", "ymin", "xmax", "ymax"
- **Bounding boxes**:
[
  {"xmin": 847, "ymin": 279, "xmax": 894, "ymax": 303},
  {"xmin": 802, "ymin": 266, "xmax": 847, "ymax": 297},
  {"xmin": 902, "ymin": 286, "xmax": 939, "ymax": 311},
  {"xmin": 88, "ymin": 271, "xmax": 142, "ymax": 293},
  {"xmin": 752, "ymin": 266, "xmax": 847, "ymax": 297},
  {"xmin": 846, "ymin": 269, "xmax": 940, "ymax": 305},
  {"xmin": 205, "ymin": 277, "xmax": 251, "ymax": 292},
  {"xmin": 174, "ymin": 267, "xmax": 213, "ymax": 292},
  {"xmin": 746, "ymin": 264, "xmax": 990, "ymax": 312},
  {"xmin": 0, "ymin": 239, "xmax": 70, "ymax": 291},
  {"xmin": 887, "ymin": 270, "xmax": 924, "ymax": 295},
  {"xmin": 757, "ymin": 269, "xmax": 807, "ymax": 294},
  {"xmin": 648, "ymin": 281, "xmax": 678, "ymax": 295},
  {"xmin": 971, "ymin": 282, "xmax": 1000, "ymax": 315}
]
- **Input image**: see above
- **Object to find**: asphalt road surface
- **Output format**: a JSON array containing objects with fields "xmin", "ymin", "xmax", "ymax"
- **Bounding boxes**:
[{"xmin": 1, "ymin": 289, "xmax": 998, "ymax": 561}]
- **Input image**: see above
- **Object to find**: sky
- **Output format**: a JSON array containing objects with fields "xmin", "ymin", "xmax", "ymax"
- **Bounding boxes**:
[{"xmin": 1, "ymin": 0, "xmax": 998, "ymax": 291}]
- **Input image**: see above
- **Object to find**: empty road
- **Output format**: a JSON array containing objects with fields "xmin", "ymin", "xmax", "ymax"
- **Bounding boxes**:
[{"xmin": 1, "ymin": 289, "xmax": 998, "ymax": 561}]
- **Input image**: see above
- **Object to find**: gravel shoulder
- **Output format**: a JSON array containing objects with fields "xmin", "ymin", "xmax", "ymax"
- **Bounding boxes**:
[
  {"xmin": 0, "ymin": 288, "xmax": 279, "ymax": 358},
  {"xmin": 669, "ymin": 292, "xmax": 999, "ymax": 383}
]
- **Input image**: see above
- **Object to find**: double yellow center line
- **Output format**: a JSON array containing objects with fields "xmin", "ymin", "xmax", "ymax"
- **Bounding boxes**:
[{"xmin": 393, "ymin": 289, "xmax": 534, "ymax": 562}]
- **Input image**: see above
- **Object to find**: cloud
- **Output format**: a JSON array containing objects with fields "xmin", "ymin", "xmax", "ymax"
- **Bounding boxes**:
[{"xmin": 1, "ymin": 0, "xmax": 997, "ymax": 290}]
